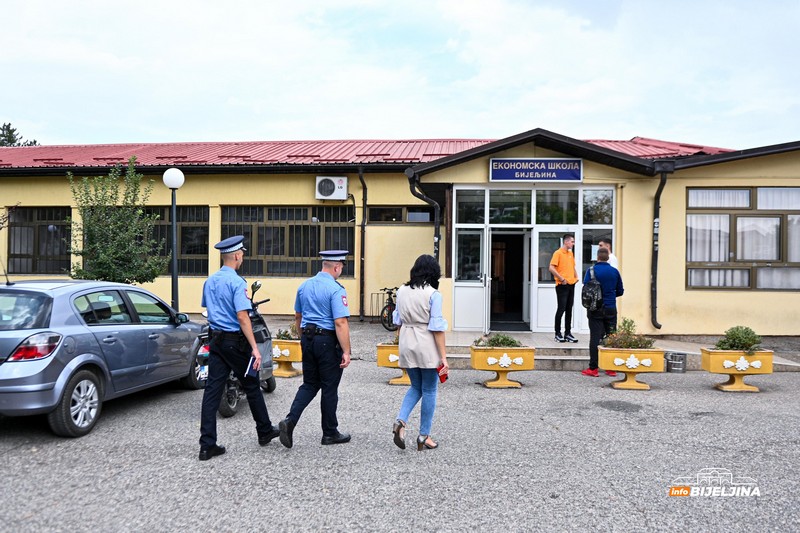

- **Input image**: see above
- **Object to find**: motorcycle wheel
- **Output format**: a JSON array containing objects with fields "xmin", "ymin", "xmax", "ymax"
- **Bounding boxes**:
[
  {"xmin": 218, "ymin": 378, "xmax": 241, "ymax": 418},
  {"xmin": 261, "ymin": 376, "xmax": 277, "ymax": 393}
]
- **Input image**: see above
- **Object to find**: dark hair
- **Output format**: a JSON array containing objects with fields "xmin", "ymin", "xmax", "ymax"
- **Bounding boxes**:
[
  {"xmin": 407, "ymin": 254, "xmax": 441, "ymax": 289},
  {"xmin": 597, "ymin": 248, "xmax": 610, "ymax": 261},
  {"xmin": 563, "ymin": 234, "xmax": 574, "ymax": 242},
  {"xmin": 599, "ymin": 237, "xmax": 612, "ymax": 247}
]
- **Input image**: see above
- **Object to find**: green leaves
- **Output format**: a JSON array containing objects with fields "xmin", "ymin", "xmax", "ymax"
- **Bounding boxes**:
[
  {"xmin": 473, "ymin": 333, "xmax": 523, "ymax": 347},
  {"xmin": 602, "ymin": 317, "xmax": 655, "ymax": 349},
  {"xmin": 68, "ymin": 156, "xmax": 170, "ymax": 284},
  {"xmin": 714, "ymin": 326, "xmax": 762, "ymax": 355}
]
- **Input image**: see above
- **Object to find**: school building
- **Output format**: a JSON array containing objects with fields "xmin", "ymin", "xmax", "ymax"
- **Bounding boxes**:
[{"xmin": 1, "ymin": 127, "xmax": 798, "ymax": 336}]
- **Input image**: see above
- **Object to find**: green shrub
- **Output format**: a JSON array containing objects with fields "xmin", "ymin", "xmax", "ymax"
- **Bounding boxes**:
[
  {"xmin": 602, "ymin": 317, "xmax": 655, "ymax": 349},
  {"xmin": 714, "ymin": 326, "xmax": 762, "ymax": 355},
  {"xmin": 274, "ymin": 325, "xmax": 299, "ymax": 340},
  {"xmin": 473, "ymin": 333, "xmax": 523, "ymax": 347}
]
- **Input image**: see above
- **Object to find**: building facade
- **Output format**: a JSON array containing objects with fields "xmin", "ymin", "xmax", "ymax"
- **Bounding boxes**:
[{"xmin": 1, "ymin": 128, "xmax": 798, "ymax": 336}]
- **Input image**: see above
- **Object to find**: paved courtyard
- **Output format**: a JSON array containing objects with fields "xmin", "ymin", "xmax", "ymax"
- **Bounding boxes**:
[{"xmin": 1, "ymin": 321, "xmax": 799, "ymax": 532}]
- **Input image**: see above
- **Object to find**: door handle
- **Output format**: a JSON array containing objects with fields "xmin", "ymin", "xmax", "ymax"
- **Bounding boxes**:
[
  {"xmin": 148, "ymin": 334, "xmax": 159, "ymax": 339},
  {"xmin": 102, "ymin": 337, "xmax": 116, "ymax": 344}
]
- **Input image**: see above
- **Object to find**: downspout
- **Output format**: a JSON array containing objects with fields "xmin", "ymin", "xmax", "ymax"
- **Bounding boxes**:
[
  {"xmin": 404, "ymin": 168, "xmax": 440, "ymax": 260},
  {"xmin": 357, "ymin": 166, "xmax": 367, "ymax": 321},
  {"xmin": 651, "ymin": 160, "xmax": 675, "ymax": 330}
]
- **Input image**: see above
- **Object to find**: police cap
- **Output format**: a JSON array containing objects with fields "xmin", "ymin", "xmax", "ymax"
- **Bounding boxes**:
[
  {"xmin": 319, "ymin": 250, "xmax": 348, "ymax": 262},
  {"xmin": 215, "ymin": 235, "xmax": 247, "ymax": 254}
]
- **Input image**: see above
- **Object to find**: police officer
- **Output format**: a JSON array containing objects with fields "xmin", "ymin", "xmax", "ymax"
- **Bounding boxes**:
[
  {"xmin": 279, "ymin": 250, "xmax": 352, "ymax": 448},
  {"xmin": 198, "ymin": 235, "xmax": 279, "ymax": 461}
]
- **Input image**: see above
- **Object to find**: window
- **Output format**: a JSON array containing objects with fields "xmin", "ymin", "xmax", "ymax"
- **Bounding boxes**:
[
  {"xmin": 686, "ymin": 187, "xmax": 800, "ymax": 290},
  {"xmin": 367, "ymin": 206, "xmax": 434, "ymax": 223},
  {"xmin": 536, "ymin": 190, "xmax": 578, "ymax": 224},
  {"xmin": 74, "ymin": 291, "xmax": 132, "ymax": 324},
  {"xmin": 148, "ymin": 206, "xmax": 209, "ymax": 276},
  {"xmin": 7, "ymin": 207, "xmax": 71, "ymax": 274},
  {"xmin": 456, "ymin": 190, "xmax": 485, "ymax": 224},
  {"xmin": 489, "ymin": 191, "xmax": 530, "ymax": 224},
  {"xmin": 127, "ymin": 291, "xmax": 172, "ymax": 323},
  {"xmin": 222, "ymin": 206, "xmax": 354, "ymax": 277}
]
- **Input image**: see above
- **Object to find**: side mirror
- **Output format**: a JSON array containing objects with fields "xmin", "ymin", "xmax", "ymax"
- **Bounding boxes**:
[
  {"xmin": 251, "ymin": 280, "xmax": 262, "ymax": 298},
  {"xmin": 174, "ymin": 312, "xmax": 190, "ymax": 324}
]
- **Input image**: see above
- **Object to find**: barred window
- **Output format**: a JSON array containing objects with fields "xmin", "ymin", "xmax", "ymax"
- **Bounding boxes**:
[
  {"xmin": 8, "ymin": 207, "xmax": 71, "ymax": 274},
  {"xmin": 147, "ymin": 206, "xmax": 210, "ymax": 276},
  {"xmin": 222, "ymin": 206, "xmax": 355, "ymax": 277}
]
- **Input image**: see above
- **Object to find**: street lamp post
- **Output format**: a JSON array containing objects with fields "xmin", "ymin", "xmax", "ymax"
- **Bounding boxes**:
[{"xmin": 162, "ymin": 168, "xmax": 185, "ymax": 311}]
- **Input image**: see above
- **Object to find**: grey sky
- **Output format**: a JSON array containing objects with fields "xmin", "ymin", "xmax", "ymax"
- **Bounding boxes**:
[{"xmin": 3, "ymin": 0, "xmax": 798, "ymax": 149}]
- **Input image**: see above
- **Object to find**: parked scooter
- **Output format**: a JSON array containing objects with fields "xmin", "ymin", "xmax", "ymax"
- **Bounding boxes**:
[{"xmin": 192, "ymin": 280, "xmax": 277, "ymax": 417}]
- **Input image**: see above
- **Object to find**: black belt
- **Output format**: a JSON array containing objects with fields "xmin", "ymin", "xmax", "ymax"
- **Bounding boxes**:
[
  {"xmin": 302, "ymin": 327, "xmax": 336, "ymax": 337},
  {"xmin": 211, "ymin": 330, "xmax": 243, "ymax": 340}
]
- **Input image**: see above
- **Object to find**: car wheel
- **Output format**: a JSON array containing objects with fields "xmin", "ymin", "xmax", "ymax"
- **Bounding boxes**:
[
  {"xmin": 181, "ymin": 349, "xmax": 207, "ymax": 390},
  {"xmin": 47, "ymin": 370, "xmax": 102, "ymax": 438},
  {"xmin": 261, "ymin": 376, "xmax": 277, "ymax": 393},
  {"xmin": 217, "ymin": 378, "xmax": 241, "ymax": 418}
]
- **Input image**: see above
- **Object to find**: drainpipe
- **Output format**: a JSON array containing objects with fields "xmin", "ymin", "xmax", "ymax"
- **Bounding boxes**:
[
  {"xmin": 651, "ymin": 160, "xmax": 675, "ymax": 330},
  {"xmin": 357, "ymin": 167, "xmax": 367, "ymax": 321},
  {"xmin": 404, "ymin": 168, "xmax": 440, "ymax": 260}
]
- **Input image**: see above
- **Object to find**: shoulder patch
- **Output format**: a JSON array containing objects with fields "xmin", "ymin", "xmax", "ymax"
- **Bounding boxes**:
[{"xmin": 341, "ymin": 295, "xmax": 348, "ymax": 307}]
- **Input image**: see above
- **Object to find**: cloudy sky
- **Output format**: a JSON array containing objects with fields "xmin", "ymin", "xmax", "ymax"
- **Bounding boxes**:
[{"xmin": 3, "ymin": 0, "xmax": 799, "ymax": 150}]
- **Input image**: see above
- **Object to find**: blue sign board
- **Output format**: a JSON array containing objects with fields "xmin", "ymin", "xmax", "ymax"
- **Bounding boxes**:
[{"xmin": 490, "ymin": 158, "xmax": 583, "ymax": 182}]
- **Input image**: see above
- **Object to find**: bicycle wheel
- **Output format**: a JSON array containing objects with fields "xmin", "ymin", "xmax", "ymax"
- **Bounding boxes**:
[{"xmin": 380, "ymin": 303, "xmax": 397, "ymax": 331}]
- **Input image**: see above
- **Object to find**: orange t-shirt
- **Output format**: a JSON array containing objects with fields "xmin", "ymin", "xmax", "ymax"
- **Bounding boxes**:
[{"xmin": 550, "ymin": 248, "xmax": 578, "ymax": 285}]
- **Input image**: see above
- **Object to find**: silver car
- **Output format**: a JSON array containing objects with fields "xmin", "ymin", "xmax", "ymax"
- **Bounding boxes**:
[{"xmin": 0, "ymin": 280, "xmax": 203, "ymax": 437}]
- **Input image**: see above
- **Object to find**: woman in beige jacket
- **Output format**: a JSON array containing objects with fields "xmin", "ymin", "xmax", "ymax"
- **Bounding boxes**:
[{"xmin": 391, "ymin": 254, "xmax": 449, "ymax": 451}]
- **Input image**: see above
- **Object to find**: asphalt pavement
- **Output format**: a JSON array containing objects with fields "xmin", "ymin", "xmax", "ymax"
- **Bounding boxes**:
[{"xmin": 1, "ymin": 321, "xmax": 799, "ymax": 532}]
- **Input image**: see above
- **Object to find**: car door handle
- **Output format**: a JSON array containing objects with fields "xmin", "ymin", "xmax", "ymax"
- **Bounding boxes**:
[
  {"xmin": 148, "ymin": 334, "xmax": 159, "ymax": 339},
  {"xmin": 102, "ymin": 337, "xmax": 116, "ymax": 344}
]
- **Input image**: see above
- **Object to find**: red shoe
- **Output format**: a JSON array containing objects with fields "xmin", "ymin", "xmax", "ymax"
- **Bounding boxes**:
[
  {"xmin": 581, "ymin": 368, "xmax": 599, "ymax": 377},
  {"xmin": 604, "ymin": 370, "xmax": 618, "ymax": 377}
]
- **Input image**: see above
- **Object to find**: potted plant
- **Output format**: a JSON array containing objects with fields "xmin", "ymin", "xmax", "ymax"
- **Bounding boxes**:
[
  {"xmin": 376, "ymin": 330, "xmax": 409, "ymax": 385},
  {"xmin": 701, "ymin": 326, "xmax": 773, "ymax": 392},
  {"xmin": 470, "ymin": 333, "xmax": 535, "ymax": 388},
  {"xmin": 272, "ymin": 325, "xmax": 302, "ymax": 378},
  {"xmin": 598, "ymin": 317, "xmax": 665, "ymax": 390}
]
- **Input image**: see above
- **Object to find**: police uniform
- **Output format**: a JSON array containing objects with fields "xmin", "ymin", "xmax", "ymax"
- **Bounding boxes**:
[
  {"xmin": 198, "ymin": 235, "xmax": 277, "ymax": 460},
  {"xmin": 279, "ymin": 250, "xmax": 351, "ymax": 447}
]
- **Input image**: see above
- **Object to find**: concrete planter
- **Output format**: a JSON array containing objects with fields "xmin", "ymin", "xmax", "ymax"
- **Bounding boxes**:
[
  {"xmin": 469, "ymin": 346, "xmax": 535, "ymax": 388},
  {"xmin": 700, "ymin": 348, "xmax": 774, "ymax": 392},
  {"xmin": 598, "ymin": 347, "xmax": 666, "ymax": 390},
  {"xmin": 376, "ymin": 344, "xmax": 410, "ymax": 385},
  {"xmin": 272, "ymin": 339, "xmax": 302, "ymax": 378}
]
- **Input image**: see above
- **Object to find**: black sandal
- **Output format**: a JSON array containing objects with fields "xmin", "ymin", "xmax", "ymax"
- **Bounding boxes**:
[{"xmin": 392, "ymin": 419, "xmax": 406, "ymax": 449}]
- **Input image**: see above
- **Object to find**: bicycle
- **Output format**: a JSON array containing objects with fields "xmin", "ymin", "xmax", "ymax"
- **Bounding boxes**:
[{"xmin": 379, "ymin": 287, "xmax": 399, "ymax": 331}]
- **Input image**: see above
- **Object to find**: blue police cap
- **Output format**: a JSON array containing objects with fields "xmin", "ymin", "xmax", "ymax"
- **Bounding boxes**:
[
  {"xmin": 215, "ymin": 235, "xmax": 247, "ymax": 254},
  {"xmin": 319, "ymin": 250, "xmax": 348, "ymax": 261}
]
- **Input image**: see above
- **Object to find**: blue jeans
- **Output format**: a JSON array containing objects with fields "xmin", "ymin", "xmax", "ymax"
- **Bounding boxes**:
[{"xmin": 397, "ymin": 368, "xmax": 439, "ymax": 435}]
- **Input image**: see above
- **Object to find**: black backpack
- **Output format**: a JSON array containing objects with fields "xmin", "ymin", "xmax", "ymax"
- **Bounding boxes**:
[{"xmin": 581, "ymin": 266, "xmax": 604, "ymax": 311}]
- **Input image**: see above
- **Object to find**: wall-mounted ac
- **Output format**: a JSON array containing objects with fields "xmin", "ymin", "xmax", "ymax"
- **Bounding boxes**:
[{"xmin": 315, "ymin": 176, "xmax": 348, "ymax": 200}]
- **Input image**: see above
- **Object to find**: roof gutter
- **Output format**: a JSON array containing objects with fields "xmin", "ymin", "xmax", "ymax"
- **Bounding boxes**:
[
  {"xmin": 404, "ymin": 168, "xmax": 440, "ymax": 261},
  {"xmin": 650, "ymin": 160, "xmax": 675, "ymax": 330}
]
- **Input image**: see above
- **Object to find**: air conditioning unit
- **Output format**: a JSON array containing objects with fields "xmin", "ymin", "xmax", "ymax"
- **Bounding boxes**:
[{"xmin": 315, "ymin": 176, "xmax": 348, "ymax": 200}]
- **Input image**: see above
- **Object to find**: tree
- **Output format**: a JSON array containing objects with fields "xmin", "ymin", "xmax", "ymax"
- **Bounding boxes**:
[
  {"xmin": 68, "ymin": 156, "xmax": 170, "ymax": 284},
  {"xmin": 1, "ymin": 123, "xmax": 39, "ymax": 146}
]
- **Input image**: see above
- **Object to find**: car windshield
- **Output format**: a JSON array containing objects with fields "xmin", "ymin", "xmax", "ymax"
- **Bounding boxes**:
[{"xmin": 0, "ymin": 291, "xmax": 53, "ymax": 330}]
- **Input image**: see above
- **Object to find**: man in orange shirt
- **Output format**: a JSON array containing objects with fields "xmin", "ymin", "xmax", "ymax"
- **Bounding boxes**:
[{"xmin": 548, "ymin": 234, "xmax": 579, "ymax": 343}]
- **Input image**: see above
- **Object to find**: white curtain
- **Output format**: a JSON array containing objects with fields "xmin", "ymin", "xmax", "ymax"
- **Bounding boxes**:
[
  {"xmin": 687, "ymin": 214, "xmax": 729, "ymax": 261},
  {"xmin": 688, "ymin": 269, "xmax": 749, "ymax": 288},
  {"xmin": 736, "ymin": 217, "xmax": 779, "ymax": 261},
  {"xmin": 688, "ymin": 189, "xmax": 750, "ymax": 208},
  {"xmin": 757, "ymin": 188, "xmax": 800, "ymax": 210},
  {"xmin": 789, "ymin": 215, "xmax": 800, "ymax": 263},
  {"xmin": 757, "ymin": 268, "xmax": 800, "ymax": 289}
]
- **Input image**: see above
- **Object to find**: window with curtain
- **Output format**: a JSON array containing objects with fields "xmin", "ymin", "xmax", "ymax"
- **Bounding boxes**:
[{"xmin": 686, "ymin": 187, "xmax": 800, "ymax": 290}]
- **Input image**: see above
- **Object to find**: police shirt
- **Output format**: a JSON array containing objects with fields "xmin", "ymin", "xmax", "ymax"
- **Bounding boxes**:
[
  {"xmin": 294, "ymin": 271, "xmax": 349, "ymax": 330},
  {"xmin": 201, "ymin": 266, "xmax": 251, "ymax": 332}
]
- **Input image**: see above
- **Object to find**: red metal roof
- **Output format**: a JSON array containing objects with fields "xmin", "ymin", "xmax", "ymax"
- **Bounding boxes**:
[{"xmin": 0, "ymin": 137, "xmax": 732, "ymax": 170}]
